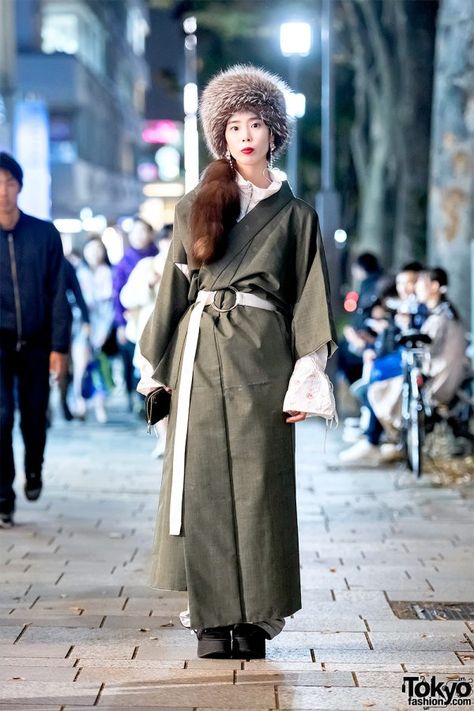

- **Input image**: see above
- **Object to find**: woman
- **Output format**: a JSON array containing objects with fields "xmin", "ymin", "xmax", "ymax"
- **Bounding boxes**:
[
  {"xmin": 138, "ymin": 65, "xmax": 337, "ymax": 659},
  {"xmin": 74, "ymin": 236, "xmax": 114, "ymax": 423}
]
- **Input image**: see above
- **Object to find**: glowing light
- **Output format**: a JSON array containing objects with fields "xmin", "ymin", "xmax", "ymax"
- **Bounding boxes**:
[
  {"xmin": 344, "ymin": 298, "xmax": 358, "ymax": 313},
  {"xmin": 334, "ymin": 229, "xmax": 347, "ymax": 244},
  {"xmin": 183, "ymin": 16, "xmax": 197, "ymax": 34},
  {"xmin": 280, "ymin": 22, "xmax": 312, "ymax": 57},
  {"xmin": 285, "ymin": 92, "xmax": 306, "ymax": 118},
  {"xmin": 54, "ymin": 218, "xmax": 82, "ymax": 234}
]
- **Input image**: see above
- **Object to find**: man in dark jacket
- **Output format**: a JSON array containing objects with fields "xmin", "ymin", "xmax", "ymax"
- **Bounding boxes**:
[{"xmin": 0, "ymin": 152, "xmax": 70, "ymax": 527}]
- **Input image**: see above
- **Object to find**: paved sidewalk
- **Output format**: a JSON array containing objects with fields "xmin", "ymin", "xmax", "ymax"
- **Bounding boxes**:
[{"xmin": 0, "ymin": 399, "xmax": 473, "ymax": 710}]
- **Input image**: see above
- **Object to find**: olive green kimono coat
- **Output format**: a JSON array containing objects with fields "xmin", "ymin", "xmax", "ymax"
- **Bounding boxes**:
[{"xmin": 140, "ymin": 181, "xmax": 337, "ymax": 629}]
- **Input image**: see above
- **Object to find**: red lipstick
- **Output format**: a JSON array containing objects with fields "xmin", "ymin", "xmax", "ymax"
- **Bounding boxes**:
[{"xmin": 241, "ymin": 148, "xmax": 254, "ymax": 154}]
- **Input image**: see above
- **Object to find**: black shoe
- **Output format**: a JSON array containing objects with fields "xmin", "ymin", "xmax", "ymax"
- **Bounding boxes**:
[
  {"xmin": 232, "ymin": 623, "xmax": 267, "ymax": 659},
  {"xmin": 0, "ymin": 512, "xmax": 14, "ymax": 529},
  {"xmin": 196, "ymin": 626, "xmax": 232, "ymax": 658},
  {"xmin": 24, "ymin": 474, "xmax": 43, "ymax": 502}
]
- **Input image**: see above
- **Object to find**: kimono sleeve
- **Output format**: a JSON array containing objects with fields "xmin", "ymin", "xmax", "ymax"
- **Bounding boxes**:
[
  {"xmin": 291, "ymin": 209, "xmax": 337, "ymax": 360},
  {"xmin": 139, "ymin": 200, "xmax": 191, "ymax": 385}
]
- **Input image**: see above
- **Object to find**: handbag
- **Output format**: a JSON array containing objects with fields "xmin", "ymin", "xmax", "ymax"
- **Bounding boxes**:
[{"xmin": 145, "ymin": 387, "xmax": 171, "ymax": 432}]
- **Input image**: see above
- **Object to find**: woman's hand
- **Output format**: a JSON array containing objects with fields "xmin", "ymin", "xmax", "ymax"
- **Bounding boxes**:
[{"xmin": 285, "ymin": 410, "xmax": 307, "ymax": 423}]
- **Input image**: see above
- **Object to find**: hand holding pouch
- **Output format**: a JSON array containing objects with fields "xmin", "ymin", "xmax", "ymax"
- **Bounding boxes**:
[{"xmin": 145, "ymin": 387, "xmax": 171, "ymax": 433}]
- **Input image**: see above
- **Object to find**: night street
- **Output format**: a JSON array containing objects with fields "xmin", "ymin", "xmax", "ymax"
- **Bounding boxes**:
[{"xmin": 0, "ymin": 394, "xmax": 473, "ymax": 709}]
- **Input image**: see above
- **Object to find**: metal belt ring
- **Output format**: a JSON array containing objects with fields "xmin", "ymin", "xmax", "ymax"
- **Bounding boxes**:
[{"xmin": 211, "ymin": 286, "xmax": 239, "ymax": 313}]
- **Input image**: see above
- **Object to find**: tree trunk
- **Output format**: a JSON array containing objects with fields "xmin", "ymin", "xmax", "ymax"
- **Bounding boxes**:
[{"xmin": 427, "ymin": 0, "xmax": 474, "ymax": 327}]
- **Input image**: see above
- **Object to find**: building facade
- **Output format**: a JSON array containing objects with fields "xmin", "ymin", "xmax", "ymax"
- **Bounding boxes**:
[{"xmin": 11, "ymin": 0, "xmax": 150, "ymax": 221}]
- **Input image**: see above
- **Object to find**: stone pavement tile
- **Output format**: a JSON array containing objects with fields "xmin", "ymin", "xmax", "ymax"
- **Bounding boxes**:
[
  {"xmin": 29, "ymin": 585, "xmax": 124, "ymax": 598},
  {"xmin": 65, "ymin": 708, "xmax": 194, "ymax": 711},
  {"xmin": 271, "ymin": 632, "xmax": 369, "ymax": 651},
  {"xmin": 243, "ymin": 661, "xmax": 317, "ymax": 671},
  {"xmin": 102, "ymin": 615, "xmax": 180, "ymax": 629},
  {"xmin": 368, "ymin": 631, "xmax": 473, "ymax": 651},
  {"xmin": 71, "ymin": 644, "xmax": 136, "ymax": 659},
  {"xmin": 99, "ymin": 683, "xmax": 276, "ymax": 707},
  {"xmin": 0, "ymin": 681, "xmax": 100, "ymax": 705},
  {"xmin": 78, "ymin": 659, "xmax": 184, "ymax": 669},
  {"xmin": 0, "ymin": 658, "xmax": 74, "ymax": 667},
  {"xmin": 354, "ymin": 670, "xmax": 470, "ymax": 687},
  {"xmin": 78, "ymin": 666, "xmax": 233, "ymax": 683},
  {"xmin": 30, "ymin": 598, "xmax": 125, "ymax": 613},
  {"xmin": 297, "ymin": 589, "xmax": 335, "ymax": 603},
  {"xmin": 0, "ymin": 644, "xmax": 70, "ymax": 658},
  {"xmin": 384, "ymin": 588, "xmax": 474, "ymax": 602},
  {"xmin": 21, "ymin": 625, "xmax": 176, "ymax": 644},
  {"xmin": 186, "ymin": 660, "xmax": 243, "ymax": 670},
  {"xmin": 0, "ymin": 706, "xmax": 62, "ymax": 711},
  {"xmin": 265, "ymin": 647, "xmax": 313, "ymax": 662},
  {"xmin": 277, "ymin": 685, "xmax": 411, "ymax": 710},
  {"xmin": 313, "ymin": 650, "xmax": 463, "ymax": 665},
  {"xmin": 322, "ymin": 663, "xmax": 404, "ymax": 671},
  {"xmin": 236, "ymin": 669, "xmax": 354, "ymax": 686},
  {"xmin": 365, "ymin": 619, "xmax": 468, "ymax": 633},
  {"xmin": 64, "ymin": 708, "xmax": 194, "ymax": 711},
  {"xmin": 284, "ymin": 616, "xmax": 367, "ymax": 632},
  {"xmin": 7, "ymin": 615, "xmax": 104, "ymax": 628},
  {"xmin": 135, "ymin": 643, "xmax": 197, "ymax": 661},
  {"xmin": 0, "ymin": 665, "xmax": 77, "ymax": 681},
  {"xmin": 0, "ymin": 618, "xmax": 27, "ymax": 630}
]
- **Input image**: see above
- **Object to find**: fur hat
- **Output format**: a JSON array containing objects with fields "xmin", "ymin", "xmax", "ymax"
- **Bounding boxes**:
[{"xmin": 200, "ymin": 64, "xmax": 291, "ymax": 159}]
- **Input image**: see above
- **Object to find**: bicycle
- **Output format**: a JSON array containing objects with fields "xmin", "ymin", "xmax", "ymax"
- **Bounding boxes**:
[{"xmin": 397, "ymin": 330, "xmax": 432, "ymax": 477}]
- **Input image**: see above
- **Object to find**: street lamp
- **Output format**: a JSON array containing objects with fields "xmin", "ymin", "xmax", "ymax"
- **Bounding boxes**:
[
  {"xmin": 280, "ymin": 21, "xmax": 312, "ymax": 196},
  {"xmin": 315, "ymin": 0, "xmax": 342, "ymax": 319},
  {"xmin": 183, "ymin": 16, "xmax": 199, "ymax": 193}
]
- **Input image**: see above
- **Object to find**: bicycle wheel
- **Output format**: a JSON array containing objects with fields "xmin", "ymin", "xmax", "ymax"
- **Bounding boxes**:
[{"xmin": 406, "ymin": 397, "xmax": 424, "ymax": 477}]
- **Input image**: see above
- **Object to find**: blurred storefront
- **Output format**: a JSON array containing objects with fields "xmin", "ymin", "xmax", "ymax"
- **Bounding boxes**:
[{"xmin": 13, "ymin": 0, "xmax": 150, "ymax": 224}]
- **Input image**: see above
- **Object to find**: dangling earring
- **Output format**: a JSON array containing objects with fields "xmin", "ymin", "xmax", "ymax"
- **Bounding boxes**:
[
  {"xmin": 269, "ymin": 144, "xmax": 275, "ymax": 170},
  {"xmin": 225, "ymin": 149, "xmax": 234, "ymax": 173}
]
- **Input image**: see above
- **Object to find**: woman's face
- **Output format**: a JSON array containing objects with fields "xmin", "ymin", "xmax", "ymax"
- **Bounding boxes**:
[
  {"xmin": 129, "ymin": 221, "xmax": 152, "ymax": 250},
  {"xmin": 396, "ymin": 270, "xmax": 418, "ymax": 300},
  {"xmin": 84, "ymin": 240, "xmax": 106, "ymax": 269},
  {"xmin": 225, "ymin": 111, "xmax": 271, "ymax": 172},
  {"xmin": 415, "ymin": 274, "xmax": 436, "ymax": 304}
]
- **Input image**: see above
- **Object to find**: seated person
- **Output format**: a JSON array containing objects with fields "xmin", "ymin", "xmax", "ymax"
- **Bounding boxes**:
[{"xmin": 339, "ymin": 266, "xmax": 468, "ymax": 466}]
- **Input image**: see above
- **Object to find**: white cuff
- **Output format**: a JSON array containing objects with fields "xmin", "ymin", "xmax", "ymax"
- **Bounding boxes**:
[
  {"xmin": 136, "ymin": 353, "xmax": 163, "ymax": 395},
  {"xmin": 283, "ymin": 345, "xmax": 338, "ymax": 424}
]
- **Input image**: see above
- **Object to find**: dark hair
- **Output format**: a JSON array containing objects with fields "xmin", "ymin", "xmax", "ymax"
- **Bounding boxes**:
[
  {"xmin": 133, "ymin": 216, "xmax": 153, "ymax": 233},
  {"xmin": 82, "ymin": 235, "xmax": 111, "ymax": 266},
  {"xmin": 399, "ymin": 261, "xmax": 424, "ymax": 273},
  {"xmin": 0, "ymin": 152, "xmax": 23, "ymax": 187},
  {"xmin": 190, "ymin": 159, "xmax": 240, "ymax": 264},
  {"xmin": 421, "ymin": 267, "xmax": 461, "ymax": 320},
  {"xmin": 355, "ymin": 252, "xmax": 381, "ymax": 275},
  {"xmin": 422, "ymin": 266, "xmax": 448, "ymax": 289}
]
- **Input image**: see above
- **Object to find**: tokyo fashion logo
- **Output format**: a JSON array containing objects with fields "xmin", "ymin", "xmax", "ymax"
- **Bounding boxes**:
[{"xmin": 402, "ymin": 675, "xmax": 472, "ymax": 706}]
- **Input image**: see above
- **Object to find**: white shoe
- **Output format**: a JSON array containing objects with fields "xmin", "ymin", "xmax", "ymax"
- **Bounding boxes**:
[
  {"xmin": 380, "ymin": 442, "xmax": 404, "ymax": 462},
  {"xmin": 339, "ymin": 439, "xmax": 382, "ymax": 466},
  {"xmin": 95, "ymin": 402, "xmax": 108, "ymax": 424}
]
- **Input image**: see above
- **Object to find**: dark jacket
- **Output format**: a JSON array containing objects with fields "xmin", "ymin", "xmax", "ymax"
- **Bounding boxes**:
[
  {"xmin": 0, "ymin": 211, "xmax": 70, "ymax": 353},
  {"xmin": 64, "ymin": 258, "xmax": 89, "ymax": 324}
]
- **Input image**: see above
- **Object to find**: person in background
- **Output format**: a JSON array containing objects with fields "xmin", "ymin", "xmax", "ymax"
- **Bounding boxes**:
[
  {"xmin": 58, "ymin": 257, "xmax": 90, "ymax": 421},
  {"xmin": 340, "ymin": 266, "xmax": 469, "ymax": 466},
  {"xmin": 120, "ymin": 224, "xmax": 173, "ymax": 449},
  {"xmin": 338, "ymin": 252, "xmax": 384, "ymax": 385},
  {"xmin": 0, "ymin": 152, "xmax": 69, "ymax": 527},
  {"xmin": 113, "ymin": 217, "xmax": 158, "ymax": 410},
  {"xmin": 75, "ymin": 237, "xmax": 114, "ymax": 423}
]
